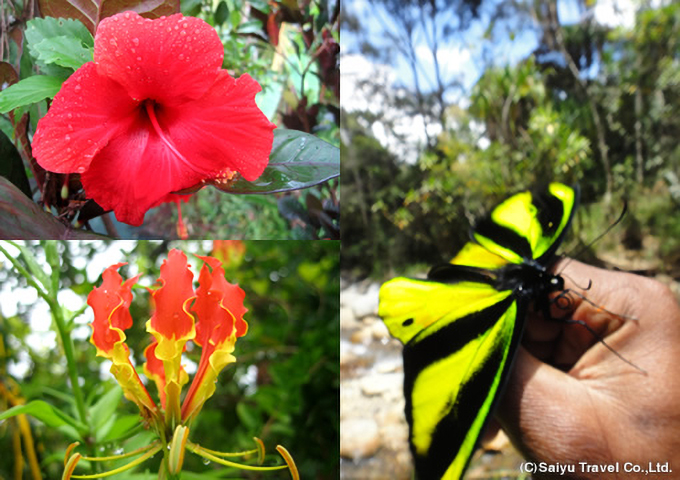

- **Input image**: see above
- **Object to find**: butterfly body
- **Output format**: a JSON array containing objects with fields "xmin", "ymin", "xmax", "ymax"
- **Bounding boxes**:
[{"xmin": 379, "ymin": 183, "xmax": 579, "ymax": 480}]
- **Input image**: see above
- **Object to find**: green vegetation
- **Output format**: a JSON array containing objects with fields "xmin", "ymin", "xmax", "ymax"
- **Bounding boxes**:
[
  {"xmin": 343, "ymin": 1, "xmax": 680, "ymax": 278},
  {"xmin": 0, "ymin": 240, "xmax": 339, "ymax": 479}
]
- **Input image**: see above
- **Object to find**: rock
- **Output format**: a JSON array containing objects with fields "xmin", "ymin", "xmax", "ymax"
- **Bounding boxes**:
[
  {"xmin": 370, "ymin": 319, "xmax": 390, "ymax": 341},
  {"xmin": 349, "ymin": 326, "xmax": 373, "ymax": 344},
  {"xmin": 340, "ymin": 418, "xmax": 380, "ymax": 460},
  {"xmin": 360, "ymin": 372, "xmax": 401, "ymax": 396},
  {"xmin": 341, "ymin": 305, "xmax": 362, "ymax": 330},
  {"xmin": 351, "ymin": 283, "xmax": 380, "ymax": 319}
]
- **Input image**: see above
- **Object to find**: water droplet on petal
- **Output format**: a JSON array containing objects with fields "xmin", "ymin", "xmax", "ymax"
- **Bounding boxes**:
[
  {"xmin": 68, "ymin": 124, "xmax": 74, "ymax": 131},
  {"xmin": 67, "ymin": 113, "xmax": 72, "ymax": 119},
  {"xmin": 180, "ymin": 30, "xmax": 186, "ymax": 36},
  {"xmin": 109, "ymin": 39, "xmax": 117, "ymax": 46},
  {"xmin": 65, "ymin": 135, "xmax": 71, "ymax": 141},
  {"xmin": 174, "ymin": 25, "xmax": 179, "ymax": 30},
  {"xmin": 182, "ymin": 22, "xmax": 188, "ymax": 28},
  {"xmin": 132, "ymin": 37, "xmax": 139, "ymax": 46},
  {"xmin": 124, "ymin": 12, "xmax": 130, "ymax": 18},
  {"xmin": 137, "ymin": 56, "xmax": 142, "ymax": 61},
  {"xmin": 77, "ymin": 166, "xmax": 86, "ymax": 173},
  {"xmin": 74, "ymin": 85, "xmax": 81, "ymax": 93},
  {"xmin": 178, "ymin": 53, "xmax": 184, "ymax": 60}
]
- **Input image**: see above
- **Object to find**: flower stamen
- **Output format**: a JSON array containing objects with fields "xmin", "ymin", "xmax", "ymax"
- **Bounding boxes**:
[
  {"xmin": 186, "ymin": 440, "xmax": 298, "ymax": 478},
  {"xmin": 68, "ymin": 443, "xmax": 163, "ymax": 479},
  {"xmin": 175, "ymin": 198, "xmax": 188, "ymax": 239},
  {"xmin": 69, "ymin": 442, "xmax": 160, "ymax": 462}
]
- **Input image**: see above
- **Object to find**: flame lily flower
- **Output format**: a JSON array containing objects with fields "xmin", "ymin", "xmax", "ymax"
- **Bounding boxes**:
[
  {"xmin": 33, "ymin": 11, "xmax": 276, "ymax": 226},
  {"xmin": 74, "ymin": 249, "xmax": 297, "ymax": 479}
]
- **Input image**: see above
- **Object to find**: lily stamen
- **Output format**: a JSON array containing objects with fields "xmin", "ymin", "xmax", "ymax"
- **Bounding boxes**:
[
  {"xmin": 65, "ymin": 444, "xmax": 162, "ymax": 479},
  {"xmin": 186, "ymin": 441, "xmax": 295, "ymax": 476}
]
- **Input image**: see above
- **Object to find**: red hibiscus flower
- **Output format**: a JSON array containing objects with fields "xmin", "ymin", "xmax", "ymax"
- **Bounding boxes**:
[{"xmin": 33, "ymin": 11, "xmax": 276, "ymax": 226}]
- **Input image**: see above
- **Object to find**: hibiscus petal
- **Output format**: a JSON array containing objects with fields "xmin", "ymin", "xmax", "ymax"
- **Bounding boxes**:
[
  {"xmin": 80, "ymin": 108, "xmax": 207, "ymax": 226},
  {"xmin": 94, "ymin": 12, "xmax": 224, "ymax": 105},
  {"xmin": 164, "ymin": 71, "xmax": 276, "ymax": 182},
  {"xmin": 33, "ymin": 62, "xmax": 139, "ymax": 174}
]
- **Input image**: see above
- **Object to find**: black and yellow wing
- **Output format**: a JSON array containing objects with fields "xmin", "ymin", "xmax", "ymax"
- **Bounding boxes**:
[{"xmin": 379, "ymin": 182, "xmax": 579, "ymax": 480}]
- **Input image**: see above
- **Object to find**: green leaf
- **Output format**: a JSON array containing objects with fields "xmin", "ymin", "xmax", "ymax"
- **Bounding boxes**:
[
  {"xmin": 236, "ymin": 402, "xmax": 259, "ymax": 430},
  {"xmin": 89, "ymin": 386, "xmax": 123, "ymax": 431},
  {"xmin": 32, "ymin": 36, "xmax": 93, "ymax": 70},
  {"xmin": 0, "ymin": 130, "xmax": 31, "ymax": 198},
  {"xmin": 0, "ymin": 400, "xmax": 83, "ymax": 440},
  {"xmin": 214, "ymin": 1, "xmax": 229, "ymax": 25},
  {"xmin": 15, "ymin": 242, "xmax": 51, "ymax": 295},
  {"xmin": 25, "ymin": 17, "xmax": 92, "ymax": 77},
  {"xmin": 0, "ymin": 75, "xmax": 63, "ymax": 114},
  {"xmin": 0, "ymin": 176, "xmax": 105, "ymax": 239},
  {"xmin": 43, "ymin": 241, "xmax": 62, "ymax": 294},
  {"xmin": 100, "ymin": 414, "xmax": 142, "ymax": 442},
  {"xmin": 175, "ymin": 130, "xmax": 340, "ymax": 195}
]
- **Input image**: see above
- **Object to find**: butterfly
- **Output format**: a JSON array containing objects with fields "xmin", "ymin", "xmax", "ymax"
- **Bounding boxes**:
[{"xmin": 378, "ymin": 182, "xmax": 579, "ymax": 480}]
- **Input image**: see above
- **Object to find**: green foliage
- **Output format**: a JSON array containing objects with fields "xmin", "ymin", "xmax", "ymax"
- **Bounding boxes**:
[
  {"xmin": 31, "ymin": 36, "xmax": 94, "ymax": 70},
  {"xmin": 24, "ymin": 17, "xmax": 93, "ymax": 77},
  {"xmin": 0, "ymin": 240, "xmax": 339, "ymax": 479},
  {"xmin": 344, "ymin": 1, "xmax": 680, "ymax": 277},
  {"xmin": 0, "ymin": 75, "xmax": 63, "ymax": 114}
]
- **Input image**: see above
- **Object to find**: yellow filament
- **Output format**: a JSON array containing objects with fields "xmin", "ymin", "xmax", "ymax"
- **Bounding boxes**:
[
  {"xmin": 76, "ymin": 441, "xmax": 160, "ymax": 462},
  {"xmin": 70, "ymin": 444, "xmax": 162, "ymax": 478},
  {"xmin": 187, "ymin": 441, "xmax": 289, "ymax": 472}
]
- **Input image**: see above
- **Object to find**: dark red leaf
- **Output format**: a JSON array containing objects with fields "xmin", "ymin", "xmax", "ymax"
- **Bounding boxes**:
[
  {"xmin": 38, "ymin": 0, "xmax": 180, "ymax": 35},
  {"xmin": 0, "ymin": 176, "xmax": 104, "ymax": 239}
]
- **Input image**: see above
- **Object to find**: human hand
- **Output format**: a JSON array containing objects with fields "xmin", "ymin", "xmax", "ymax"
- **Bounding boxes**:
[{"xmin": 496, "ymin": 258, "xmax": 680, "ymax": 478}]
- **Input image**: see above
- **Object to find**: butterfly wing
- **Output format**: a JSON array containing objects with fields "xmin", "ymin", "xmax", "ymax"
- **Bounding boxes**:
[
  {"xmin": 379, "ymin": 269, "xmax": 525, "ymax": 480},
  {"xmin": 379, "ymin": 183, "xmax": 579, "ymax": 479},
  {"xmin": 472, "ymin": 182, "xmax": 579, "ymax": 265}
]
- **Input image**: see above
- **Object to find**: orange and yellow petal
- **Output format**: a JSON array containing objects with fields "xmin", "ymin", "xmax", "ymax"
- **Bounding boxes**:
[
  {"xmin": 88, "ymin": 263, "xmax": 138, "ymax": 357},
  {"xmin": 181, "ymin": 255, "xmax": 248, "ymax": 423},
  {"xmin": 143, "ymin": 340, "xmax": 166, "ymax": 408},
  {"xmin": 146, "ymin": 249, "xmax": 196, "ymax": 426},
  {"xmin": 87, "ymin": 263, "xmax": 158, "ymax": 419}
]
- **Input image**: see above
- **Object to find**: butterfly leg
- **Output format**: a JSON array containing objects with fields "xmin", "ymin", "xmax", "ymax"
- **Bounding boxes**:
[{"xmin": 546, "ymin": 290, "xmax": 644, "ymax": 372}]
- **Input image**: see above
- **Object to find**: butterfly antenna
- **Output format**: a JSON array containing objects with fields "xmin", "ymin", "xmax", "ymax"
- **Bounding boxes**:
[
  {"xmin": 558, "ymin": 200, "xmax": 628, "ymax": 274},
  {"xmin": 552, "ymin": 289, "xmax": 646, "ymax": 374},
  {"xmin": 560, "ymin": 274, "xmax": 592, "ymax": 292}
]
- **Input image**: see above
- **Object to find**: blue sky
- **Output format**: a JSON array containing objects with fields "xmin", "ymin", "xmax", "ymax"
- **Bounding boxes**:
[
  {"xmin": 341, "ymin": 0, "xmax": 638, "ymax": 159},
  {"xmin": 342, "ymin": 0, "xmax": 636, "ymax": 103}
]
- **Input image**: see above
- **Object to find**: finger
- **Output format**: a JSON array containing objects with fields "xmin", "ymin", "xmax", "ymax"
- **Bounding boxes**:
[
  {"xmin": 496, "ymin": 347, "xmax": 611, "ymax": 464},
  {"xmin": 521, "ymin": 259, "xmax": 619, "ymax": 366}
]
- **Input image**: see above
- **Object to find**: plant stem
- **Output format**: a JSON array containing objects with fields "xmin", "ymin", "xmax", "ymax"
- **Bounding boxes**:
[{"xmin": 0, "ymin": 243, "xmax": 89, "ymax": 427}]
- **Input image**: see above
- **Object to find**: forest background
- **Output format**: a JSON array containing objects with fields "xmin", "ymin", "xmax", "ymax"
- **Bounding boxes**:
[{"xmin": 342, "ymin": 0, "xmax": 680, "ymax": 280}]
